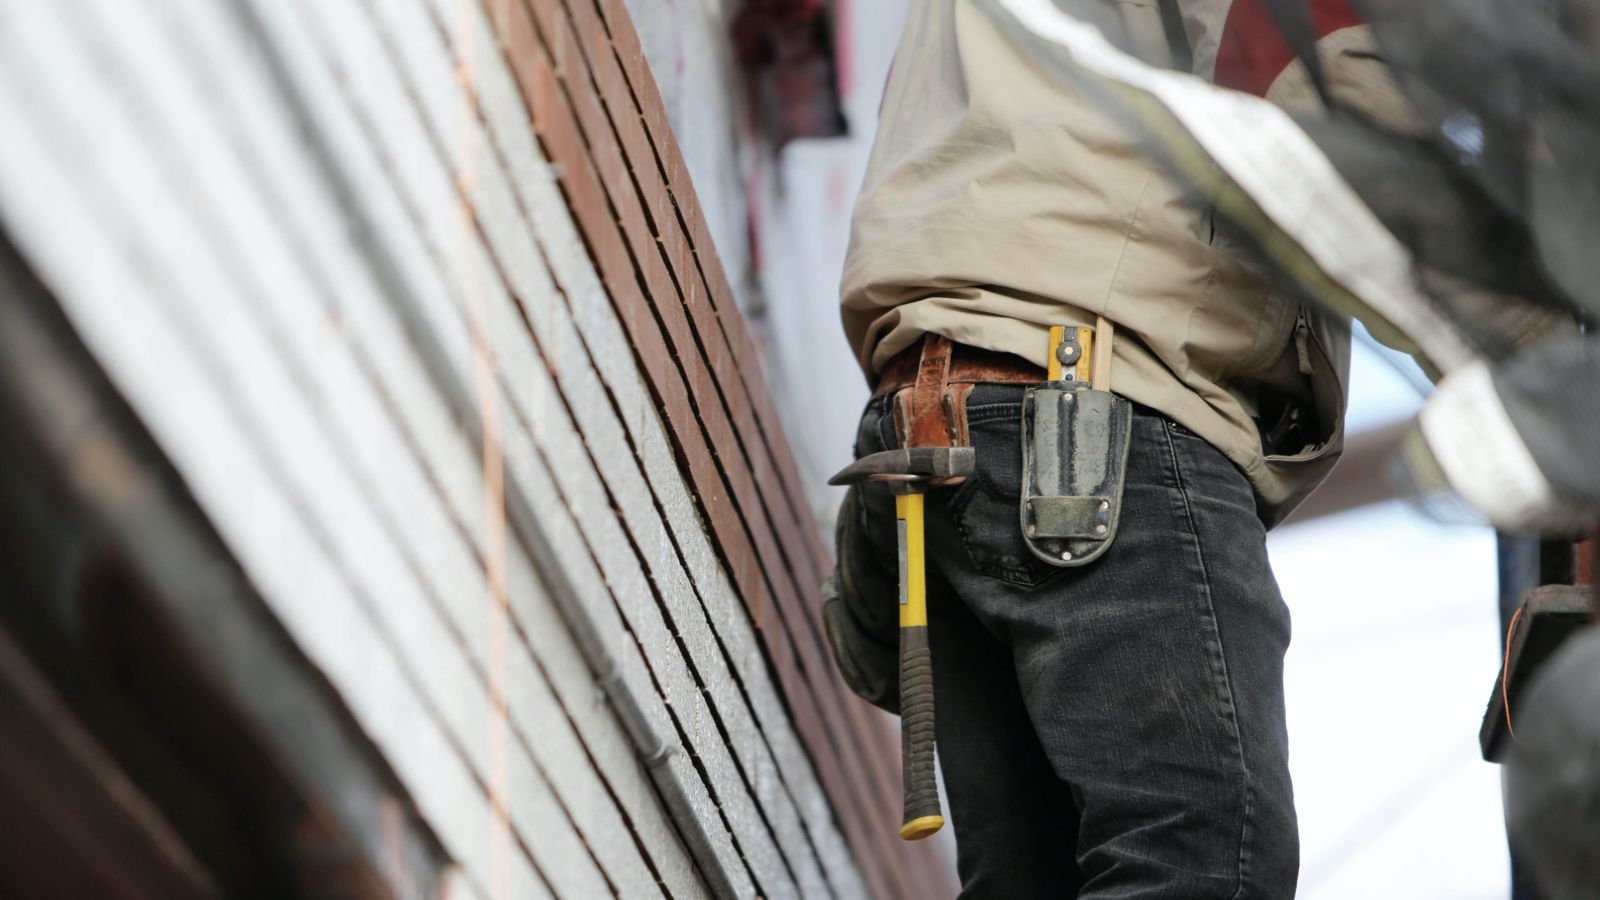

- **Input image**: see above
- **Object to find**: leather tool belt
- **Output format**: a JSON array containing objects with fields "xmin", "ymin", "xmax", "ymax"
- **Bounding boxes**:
[
  {"xmin": 872, "ymin": 335, "xmax": 1044, "ymax": 481},
  {"xmin": 874, "ymin": 331, "xmax": 1132, "ymax": 567}
]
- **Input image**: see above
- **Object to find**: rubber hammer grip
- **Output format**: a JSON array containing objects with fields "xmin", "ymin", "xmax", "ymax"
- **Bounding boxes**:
[{"xmin": 899, "ymin": 625, "xmax": 942, "ymax": 839}]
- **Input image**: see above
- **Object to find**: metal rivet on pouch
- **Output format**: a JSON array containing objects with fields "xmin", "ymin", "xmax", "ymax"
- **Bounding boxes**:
[
  {"xmin": 1060, "ymin": 550, "xmax": 1073, "ymax": 561},
  {"xmin": 1095, "ymin": 524, "xmax": 1107, "ymax": 535}
]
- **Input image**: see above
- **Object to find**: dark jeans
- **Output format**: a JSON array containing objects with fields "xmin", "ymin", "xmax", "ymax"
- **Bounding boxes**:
[{"xmin": 854, "ymin": 384, "xmax": 1299, "ymax": 898}]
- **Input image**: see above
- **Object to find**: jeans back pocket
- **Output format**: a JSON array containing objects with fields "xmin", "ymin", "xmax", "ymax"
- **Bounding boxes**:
[{"xmin": 948, "ymin": 400, "xmax": 1062, "ymax": 590}]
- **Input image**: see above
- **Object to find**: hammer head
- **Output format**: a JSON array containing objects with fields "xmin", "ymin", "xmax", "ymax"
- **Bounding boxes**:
[{"xmin": 828, "ymin": 446, "xmax": 976, "ymax": 486}]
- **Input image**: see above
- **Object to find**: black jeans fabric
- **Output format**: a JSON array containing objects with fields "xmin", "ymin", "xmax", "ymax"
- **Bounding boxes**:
[{"xmin": 853, "ymin": 384, "xmax": 1298, "ymax": 898}]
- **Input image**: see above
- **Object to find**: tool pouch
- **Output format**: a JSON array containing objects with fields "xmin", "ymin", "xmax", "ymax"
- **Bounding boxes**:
[{"xmin": 1020, "ymin": 385, "xmax": 1133, "ymax": 567}]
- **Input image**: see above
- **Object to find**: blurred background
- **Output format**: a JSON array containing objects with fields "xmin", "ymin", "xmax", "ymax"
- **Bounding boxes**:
[{"xmin": 1274, "ymin": 341, "xmax": 1504, "ymax": 899}]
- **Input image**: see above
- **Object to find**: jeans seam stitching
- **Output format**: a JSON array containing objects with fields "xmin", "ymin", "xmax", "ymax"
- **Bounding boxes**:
[
  {"xmin": 963, "ymin": 405, "xmax": 1021, "ymax": 424},
  {"xmin": 1161, "ymin": 421, "xmax": 1253, "ymax": 898}
]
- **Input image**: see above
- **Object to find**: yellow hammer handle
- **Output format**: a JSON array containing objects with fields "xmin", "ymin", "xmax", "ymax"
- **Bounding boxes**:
[
  {"xmin": 897, "ymin": 492, "xmax": 927, "ymax": 628},
  {"xmin": 894, "ymin": 491, "xmax": 942, "ymax": 840}
]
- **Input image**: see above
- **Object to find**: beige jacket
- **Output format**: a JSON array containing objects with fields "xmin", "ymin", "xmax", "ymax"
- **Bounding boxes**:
[{"xmin": 842, "ymin": 0, "xmax": 1370, "ymax": 526}]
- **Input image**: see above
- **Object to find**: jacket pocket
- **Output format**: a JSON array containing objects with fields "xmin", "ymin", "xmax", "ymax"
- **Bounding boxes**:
[{"xmin": 1259, "ymin": 308, "xmax": 1351, "ymax": 525}]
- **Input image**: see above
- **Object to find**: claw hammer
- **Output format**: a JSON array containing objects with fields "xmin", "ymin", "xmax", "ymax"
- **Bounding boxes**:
[{"xmin": 829, "ymin": 444, "xmax": 974, "ymax": 840}]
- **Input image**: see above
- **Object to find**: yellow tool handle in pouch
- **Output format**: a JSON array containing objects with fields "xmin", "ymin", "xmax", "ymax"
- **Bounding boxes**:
[
  {"xmin": 894, "ymin": 490, "xmax": 943, "ymax": 840},
  {"xmin": 1093, "ymin": 316, "xmax": 1115, "ymax": 391},
  {"xmin": 1046, "ymin": 324, "xmax": 1096, "ymax": 383}
]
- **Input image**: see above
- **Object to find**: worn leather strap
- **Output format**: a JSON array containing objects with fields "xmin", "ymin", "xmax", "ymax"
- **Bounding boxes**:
[
  {"xmin": 880, "ymin": 336, "xmax": 1041, "ymax": 464},
  {"xmin": 946, "ymin": 383, "xmax": 975, "ymax": 447},
  {"xmin": 908, "ymin": 335, "xmax": 955, "ymax": 448}
]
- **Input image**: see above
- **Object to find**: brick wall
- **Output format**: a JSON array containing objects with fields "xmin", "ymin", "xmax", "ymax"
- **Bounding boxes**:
[{"xmin": 0, "ymin": 0, "xmax": 945, "ymax": 895}]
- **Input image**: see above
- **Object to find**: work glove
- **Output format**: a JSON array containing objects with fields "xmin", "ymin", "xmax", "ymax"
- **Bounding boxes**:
[{"xmin": 820, "ymin": 484, "xmax": 901, "ymax": 714}]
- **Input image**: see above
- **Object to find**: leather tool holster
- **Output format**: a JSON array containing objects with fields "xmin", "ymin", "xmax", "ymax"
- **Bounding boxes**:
[
  {"xmin": 1019, "ymin": 326, "xmax": 1133, "ymax": 568},
  {"xmin": 875, "ymin": 334, "xmax": 1045, "ymax": 470}
]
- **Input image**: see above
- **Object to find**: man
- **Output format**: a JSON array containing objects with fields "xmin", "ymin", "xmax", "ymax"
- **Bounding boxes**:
[{"xmin": 824, "ymin": 1, "xmax": 1398, "ymax": 895}]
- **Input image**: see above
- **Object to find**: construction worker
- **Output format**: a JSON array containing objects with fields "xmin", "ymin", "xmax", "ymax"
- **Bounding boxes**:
[{"xmin": 819, "ymin": 1, "xmax": 1407, "ymax": 895}]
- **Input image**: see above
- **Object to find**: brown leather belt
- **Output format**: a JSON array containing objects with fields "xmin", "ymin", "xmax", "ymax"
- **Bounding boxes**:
[
  {"xmin": 871, "ymin": 335, "xmax": 1046, "ymax": 399},
  {"xmin": 872, "ymin": 335, "xmax": 1045, "ymax": 456}
]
